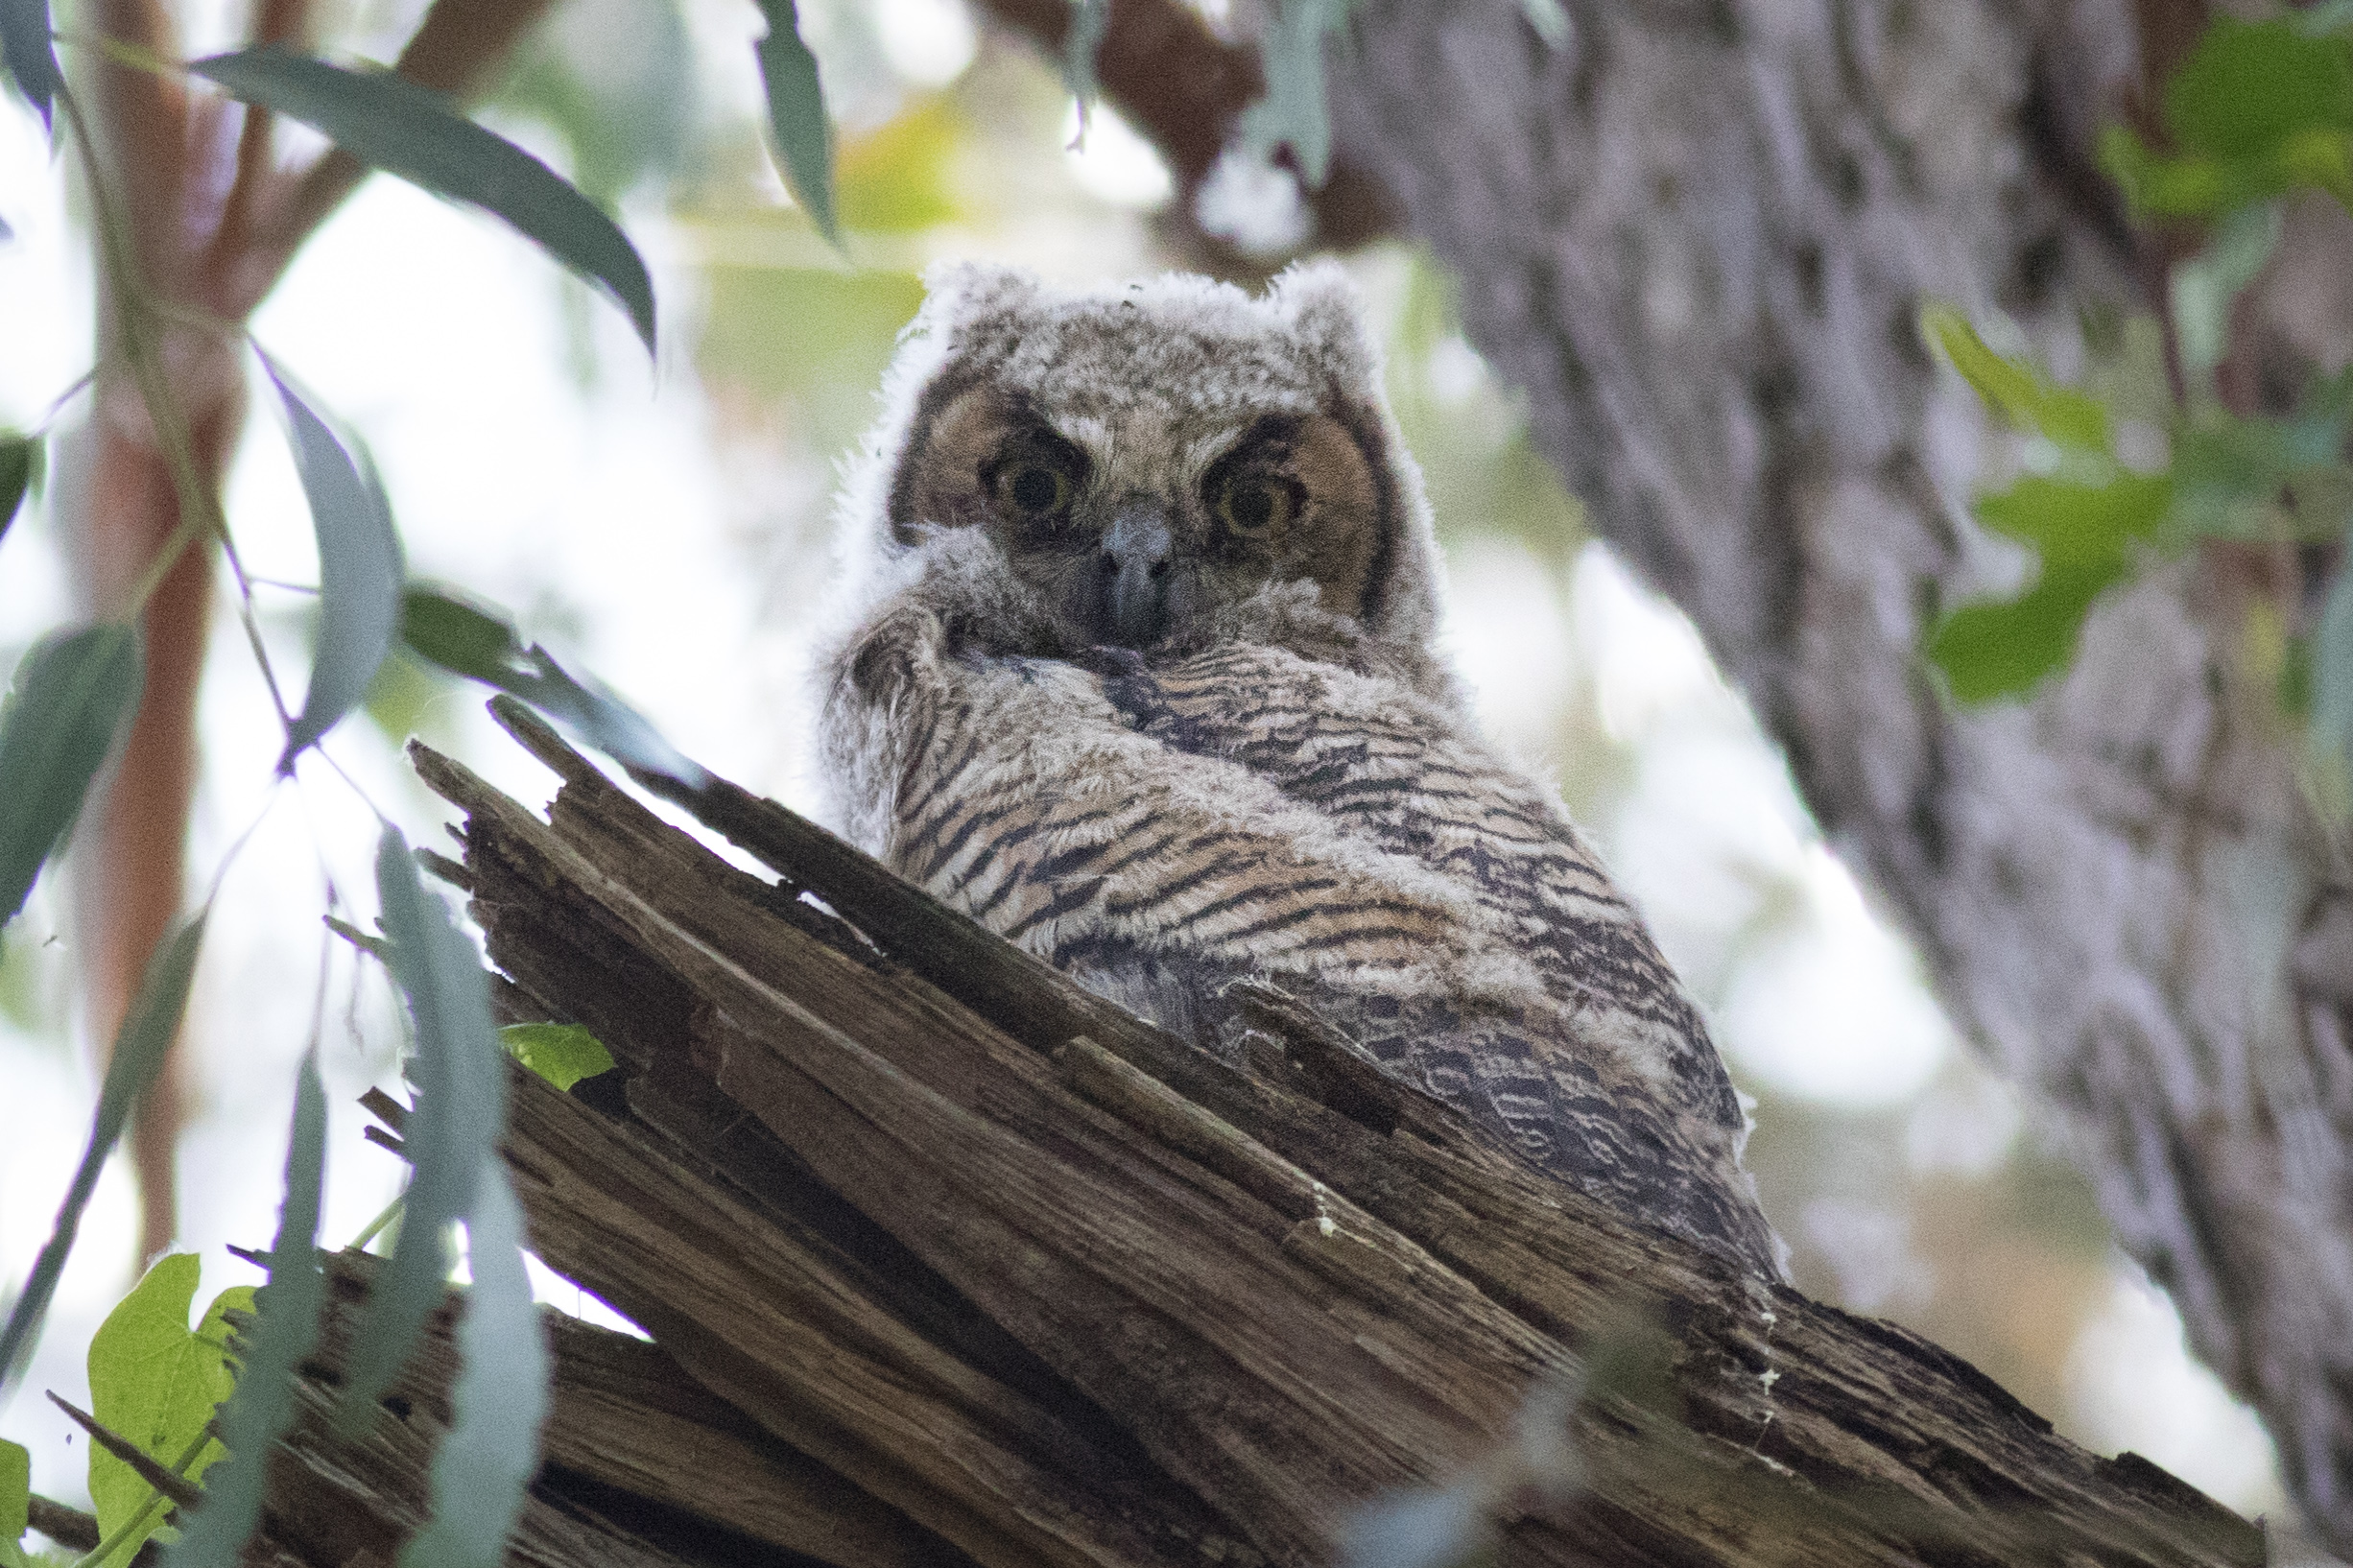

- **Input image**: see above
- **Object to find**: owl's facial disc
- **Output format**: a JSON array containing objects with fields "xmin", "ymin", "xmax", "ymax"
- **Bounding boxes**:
[{"xmin": 892, "ymin": 384, "xmax": 1392, "ymax": 653}]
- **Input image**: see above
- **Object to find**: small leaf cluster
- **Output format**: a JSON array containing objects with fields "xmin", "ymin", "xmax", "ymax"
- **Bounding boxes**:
[{"xmin": 1926, "ymin": 4, "xmax": 2353, "ymax": 779}]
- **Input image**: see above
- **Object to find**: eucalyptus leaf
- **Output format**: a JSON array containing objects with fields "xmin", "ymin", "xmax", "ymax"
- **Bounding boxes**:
[
  {"xmin": 161, "ymin": 1053, "xmax": 328, "ymax": 1568},
  {"xmin": 1341, "ymin": 1478, "xmax": 1487, "ymax": 1568},
  {"xmin": 751, "ymin": 0, "xmax": 838, "ymax": 246},
  {"xmin": 0, "ymin": 625, "xmax": 142, "ymax": 938},
  {"xmin": 399, "ymin": 584, "xmax": 704, "ymax": 786},
  {"xmin": 1929, "ymin": 558, "xmax": 2125, "ymax": 705},
  {"xmin": 86, "ymin": 1256, "xmax": 246, "ymax": 1565},
  {"xmin": 189, "ymin": 46, "xmax": 655, "ymax": 354},
  {"xmin": 1518, "ymin": 0, "xmax": 1570, "ymax": 48},
  {"xmin": 1239, "ymin": 0, "xmax": 1355, "ymax": 187},
  {"xmin": 0, "ymin": 914, "xmax": 205, "ymax": 1396},
  {"xmin": 0, "ymin": 434, "xmax": 33, "ymax": 546},
  {"xmin": 500, "ymin": 1023, "xmax": 613, "ymax": 1091},
  {"xmin": 265, "ymin": 359, "xmax": 404, "ymax": 773},
  {"xmin": 337, "ymin": 826, "xmax": 506, "ymax": 1434},
  {"xmin": 397, "ymin": 1167, "xmax": 547, "ymax": 1568},
  {"xmin": 0, "ymin": 0, "xmax": 59, "ymax": 131},
  {"xmin": 1062, "ymin": 0, "xmax": 1110, "ymax": 108}
]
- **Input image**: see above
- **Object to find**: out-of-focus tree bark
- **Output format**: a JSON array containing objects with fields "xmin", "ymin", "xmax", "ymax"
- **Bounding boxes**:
[
  {"xmin": 972, "ymin": 0, "xmax": 2353, "ymax": 1550},
  {"xmin": 1317, "ymin": 0, "xmax": 2353, "ymax": 1551},
  {"xmin": 61, "ymin": 0, "xmax": 554, "ymax": 1261}
]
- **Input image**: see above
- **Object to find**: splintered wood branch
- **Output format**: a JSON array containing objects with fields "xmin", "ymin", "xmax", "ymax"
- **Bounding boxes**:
[{"xmin": 325, "ymin": 701, "xmax": 2265, "ymax": 1568}]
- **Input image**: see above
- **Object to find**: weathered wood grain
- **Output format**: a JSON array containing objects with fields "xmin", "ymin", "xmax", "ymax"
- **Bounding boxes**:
[{"xmin": 362, "ymin": 700, "xmax": 2269, "ymax": 1567}]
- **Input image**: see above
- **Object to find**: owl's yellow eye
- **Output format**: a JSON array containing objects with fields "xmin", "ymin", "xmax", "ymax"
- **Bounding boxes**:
[
  {"xmin": 1216, "ymin": 476, "xmax": 1293, "ymax": 540},
  {"xmin": 996, "ymin": 462, "xmax": 1074, "ymax": 521}
]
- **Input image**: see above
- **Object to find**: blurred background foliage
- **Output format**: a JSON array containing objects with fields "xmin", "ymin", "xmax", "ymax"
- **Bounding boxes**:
[{"xmin": 0, "ymin": 0, "xmax": 2285, "ymax": 1531}]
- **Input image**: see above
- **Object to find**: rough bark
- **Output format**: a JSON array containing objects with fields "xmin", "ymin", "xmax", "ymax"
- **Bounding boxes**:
[
  {"xmin": 1308, "ymin": 0, "xmax": 2353, "ymax": 1550},
  {"xmin": 277, "ymin": 697, "xmax": 2270, "ymax": 1567}
]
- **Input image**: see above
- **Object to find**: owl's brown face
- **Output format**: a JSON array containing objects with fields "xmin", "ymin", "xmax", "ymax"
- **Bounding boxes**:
[{"xmin": 888, "ymin": 380, "xmax": 1398, "ymax": 652}]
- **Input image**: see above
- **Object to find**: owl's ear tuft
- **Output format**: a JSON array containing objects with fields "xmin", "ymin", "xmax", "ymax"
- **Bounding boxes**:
[
  {"xmin": 1271, "ymin": 259, "xmax": 1380, "ymax": 391},
  {"xmin": 918, "ymin": 261, "xmax": 1044, "ymax": 346}
]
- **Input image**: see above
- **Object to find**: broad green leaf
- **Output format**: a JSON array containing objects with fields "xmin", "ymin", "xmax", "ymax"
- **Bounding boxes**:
[
  {"xmin": 337, "ymin": 826, "xmax": 506, "ymax": 1433},
  {"xmin": 398, "ymin": 584, "xmax": 704, "ymax": 786},
  {"xmin": 0, "ymin": 915, "xmax": 205, "ymax": 1396},
  {"xmin": 0, "ymin": 625, "xmax": 142, "ymax": 937},
  {"xmin": 1973, "ymin": 472, "xmax": 2172, "ymax": 568},
  {"xmin": 751, "ymin": 0, "xmax": 838, "ymax": 246},
  {"xmin": 1239, "ymin": 0, "xmax": 1355, "ymax": 187},
  {"xmin": 1920, "ymin": 305, "xmax": 2109, "ymax": 451},
  {"xmin": 2312, "ymin": 563, "xmax": 2353, "ymax": 766},
  {"xmin": 397, "ymin": 1167, "xmax": 546, "ymax": 1568},
  {"xmin": 0, "ymin": 0, "xmax": 59, "ymax": 131},
  {"xmin": 86, "ymin": 1256, "xmax": 250, "ymax": 1565},
  {"xmin": 264, "ymin": 358, "xmax": 405, "ymax": 772},
  {"xmin": 0, "ymin": 1437, "xmax": 25, "ymax": 1542},
  {"xmin": 500, "ymin": 1023, "xmax": 613, "ymax": 1091},
  {"xmin": 161, "ymin": 1054, "xmax": 328, "ymax": 1568},
  {"xmin": 2166, "ymin": 20, "xmax": 2353, "ymax": 162},
  {"xmin": 189, "ymin": 46, "xmax": 655, "ymax": 354},
  {"xmin": 1929, "ymin": 558, "xmax": 2125, "ymax": 704},
  {"xmin": 0, "ymin": 434, "xmax": 33, "ymax": 546}
]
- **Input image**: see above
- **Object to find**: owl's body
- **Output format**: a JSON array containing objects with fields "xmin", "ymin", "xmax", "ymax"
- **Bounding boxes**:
[{"xmin": 820, "ymin": 265, "xmax": 1780, "ymax": 1276}]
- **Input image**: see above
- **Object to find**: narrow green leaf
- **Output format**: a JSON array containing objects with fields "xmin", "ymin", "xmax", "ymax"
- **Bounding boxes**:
[
  {"xmin": 0, "ymin": 434, "xmax": 34, "ymax": 547},
  {"xmin": 1973, "ymin": 472, "xmax": 2172, "ymax": 567},
  {"xmin": 0, "ymin": 0, "xmax": 59, "ymax": 131},
  {"xmin": 2311, "ymin": 562, "xmax": 2353, "ymax": 765},
  {"xmin": 1342, "ymin": 1479, "xmax": 1487, "ymax": 1568},
  {"xmin": 1239, "ymin": 0, "xmax": 1355, "ymax": 187},
  {"xmin": 751, "ymin": 1, "xmax": 838, "ymax": 246},
  {"xmin": 398, "ymin": 584, "xmax": 705, "ymax": 786},
  {"xmin": 161, "ymin": 1053, "xmax": 328, "ymax": 1568},
  {"xmin": 337, "ymin": 827, "xmax": 505, "ymax": 1433},
  {"xmin": 189, "ymin": 46, "xmax": 655, "ymax": 354},
  {"xmin": 1518, "ymin": 0, "xmax": 1570, "ymax": 48},
  {"xmin": 499, "ymin": 1023, "xmax": 613, "ymax": 1091},
  {"xmin": 1929, "ymin": 558, "xmax": 2125, "ymax": 704},
  {"xmin": 85, "ymin": 1257, "xmax": 247, "ymax": 1566},
  {"xmin": 265, "ymin": 359, "xmax": 405, "ymax": 773},
  {"xmin": 1920, "ymin": 305, "xmax": 2110, "ymax": 452},
  {"xmin": 0, "ymin": 1437, "xmax": 26, "ymax": 1542},
  {"xmin": 396, "ymin": 1167, "xmax": 546, "ymax": 1568},
  {"xmin": 1061, "ymin": 0, "xmax": 1110, "ymax": 107},
  {"xmin": 0, "ymin": 914, "xmax": 205, "ymax": 1396},
  {"xmin": 0, "ymin": 625, "xmax": 142, "ymax": 937}
]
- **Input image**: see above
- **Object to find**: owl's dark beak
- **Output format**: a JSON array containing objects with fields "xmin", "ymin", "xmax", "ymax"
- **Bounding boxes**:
[{"xmin": 1100, "ymin": 506, "xmax": 1174, "ymax": 646}]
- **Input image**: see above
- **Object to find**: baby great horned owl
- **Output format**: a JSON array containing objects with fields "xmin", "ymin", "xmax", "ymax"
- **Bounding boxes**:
[{"xmin": 819, "ymin": 262, "xmax": 1779, "ymax": 1276}]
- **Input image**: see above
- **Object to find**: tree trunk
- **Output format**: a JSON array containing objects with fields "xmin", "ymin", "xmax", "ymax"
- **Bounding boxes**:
[
  {"xmin": 1316, "ymin": 0, "xmax": 2353, "ymax": 1550},
  {"xmin": 182, "ymin": 696, "xmax": 2273, "ymax": 1568}
]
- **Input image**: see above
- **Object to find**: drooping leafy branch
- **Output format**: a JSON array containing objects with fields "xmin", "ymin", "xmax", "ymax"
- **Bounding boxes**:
[{"xmin": 1922, "ymin": 6, "xmax": 2353, "ymax": 793}]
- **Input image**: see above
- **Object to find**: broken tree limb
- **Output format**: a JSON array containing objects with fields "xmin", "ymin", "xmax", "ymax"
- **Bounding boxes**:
[{"xmin": 303, "ymin": 698, "xmax": 2265, "ymax": 1567}]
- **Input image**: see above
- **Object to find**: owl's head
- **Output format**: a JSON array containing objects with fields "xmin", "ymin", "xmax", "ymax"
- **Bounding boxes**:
[{"xmin": 837, "ymin": 262, "xmax": 1447, "ymax": 681}]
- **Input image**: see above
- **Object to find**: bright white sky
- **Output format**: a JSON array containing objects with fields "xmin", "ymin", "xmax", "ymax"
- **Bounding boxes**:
[{"xmin": 0, "ymin": 5, "xmax": 2285, "ymax": 1525}]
